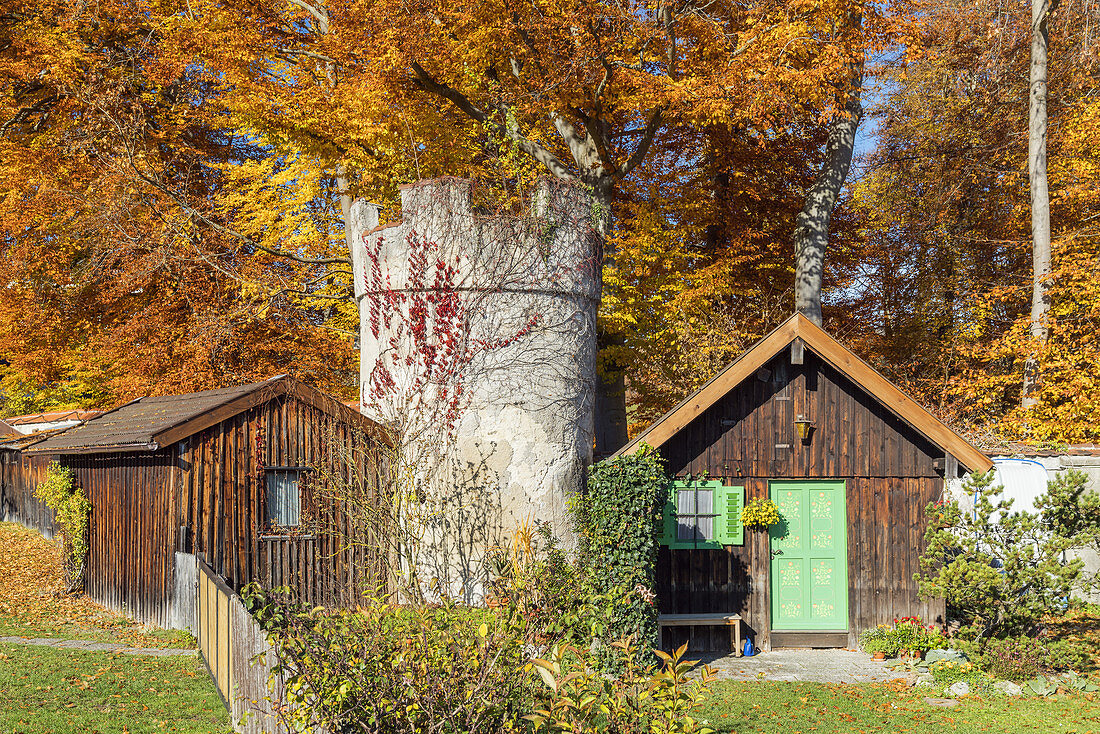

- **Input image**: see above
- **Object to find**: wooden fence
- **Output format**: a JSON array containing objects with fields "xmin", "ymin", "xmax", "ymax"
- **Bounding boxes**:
[{"xmin": 195, "ymin": 555, "xmax": 287, "ymax": 734}]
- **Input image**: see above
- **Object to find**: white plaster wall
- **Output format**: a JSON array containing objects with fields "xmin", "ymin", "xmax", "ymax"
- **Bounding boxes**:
[{"xmin": 347, "ymin": 178, "xmax": 600, "ymax": 601}]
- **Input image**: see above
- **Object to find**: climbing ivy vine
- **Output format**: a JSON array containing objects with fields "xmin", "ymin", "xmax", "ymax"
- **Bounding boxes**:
[
  {"xmin": 570, "ymin": 444, "xmax": 666, "ymax": 661},
  {"xmin": 33, "ymin": 462, "xmax": 91, "ymax": 591}
]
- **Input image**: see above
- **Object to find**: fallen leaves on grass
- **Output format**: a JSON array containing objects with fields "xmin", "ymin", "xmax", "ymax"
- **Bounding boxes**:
[{"xmin": 0, "ymin": 522, "xmax": 189, "ymax": 648}]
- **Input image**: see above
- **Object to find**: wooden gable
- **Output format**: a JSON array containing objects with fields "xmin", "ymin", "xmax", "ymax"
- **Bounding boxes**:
[{"xmin": 618, "ymin": 313, "xmax": 991, "ymax": 474}]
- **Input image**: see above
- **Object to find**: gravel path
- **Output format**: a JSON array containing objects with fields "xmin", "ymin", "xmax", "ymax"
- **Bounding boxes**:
[
  {"xmin": 702, "ymin": 648, "xmax": 897, "ymax": 684},
  {"xmin": 0, "ymin": 635, "xmax": 197, "ymax": 657}
]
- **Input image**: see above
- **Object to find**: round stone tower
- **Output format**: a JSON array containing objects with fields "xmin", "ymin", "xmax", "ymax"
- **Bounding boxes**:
[{"xmin": 347, "ymin": 177, "xmax": 601, "ymax": 600}]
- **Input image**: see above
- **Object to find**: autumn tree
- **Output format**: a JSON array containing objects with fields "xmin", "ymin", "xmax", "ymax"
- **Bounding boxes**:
[
  {"xmin": 847, "ymin": 0, "xmax": 1100, "ymax": 441},
  {"xmin": 161, "ymin": 0, "xmax": 873, "ymax": 451},
  {"xmin": 793, "ymin": 3, "xmax": 866, "ymax": 325},
  {"xmin": 0, "ymin": 0, "xmax": 356, "ymax": 414}
]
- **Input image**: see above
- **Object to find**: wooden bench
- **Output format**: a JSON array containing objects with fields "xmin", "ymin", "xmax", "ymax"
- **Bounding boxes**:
[{"xmin": 658, "ymin": 613, "xmax": 743, "ymax": 656}]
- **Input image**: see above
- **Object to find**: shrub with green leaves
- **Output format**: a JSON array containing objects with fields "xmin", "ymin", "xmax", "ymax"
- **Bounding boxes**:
[
  {"xmin": 33, "ymin": 462, "xmax": 91, "ymax": 590},
  {"xmin": 929, "ymin": 660, "xmax": 996, "ymax": 696},
  {"xmin": 915, "ymin": 470, "xmax": 1083, "ymax": 639},
  {"xmin": 976, "ymin": 635, "xmax": 1091, "ymax": 681},
  {"xmin": 860, "ymin": 617, "xmax": 945, "ymax": 656},
  {"xmin": 858, "ymin": 626, "xmax": 892, "ymax": 655},
  {"xmin": 246, "ymin": 585, "xmax": 535, "ymax": 734},
  {"xmin": 487, "ymin": 521, "xmax": 627, "ymax": 653},
  {"xmin": 526, "ymin": 638, "xmax": 716, "ymax": 734}
]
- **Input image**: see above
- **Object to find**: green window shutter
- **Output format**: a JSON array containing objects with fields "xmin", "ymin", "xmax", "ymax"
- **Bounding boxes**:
[
  {"xmin": 660, "ymin": 482, "xmax": 677, "ymax": 546},
  {"xmin": 714, "ymin": 484, "xmax": 745, "ymax": 547}
]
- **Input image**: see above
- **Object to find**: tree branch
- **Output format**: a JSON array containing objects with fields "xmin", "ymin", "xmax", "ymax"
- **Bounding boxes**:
[
  {"xmin": 284, "ymin": 0, "xmax": 329, "ymax": 33},
  {"xmin": 616, "ymin": 107, "xmax": 664, "ymax": 179},
  {"xmin": 409, "ymin": 62, "xmax": 576, "ymax": 181},
  {"xmin": 133, "ymin": 167, "xmax": 351, "ymax": 266}
]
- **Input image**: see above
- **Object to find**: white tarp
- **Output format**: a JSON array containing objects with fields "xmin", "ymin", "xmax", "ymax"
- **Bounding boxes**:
[{"xmin": 989, "ymin": 458, "xmax": 1052, "ymax": 514}]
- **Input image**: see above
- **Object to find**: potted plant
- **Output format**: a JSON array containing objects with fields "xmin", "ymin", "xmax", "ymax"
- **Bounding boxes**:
[
  {"xmin": 858, "ymin": 626, "xmax": 894, "ymax": 660},
  {"xmin": 741, "ymin": 497, "xmax": 781, "ymax": 530},
  {"xmin": 889, "ymin": 616, "xmax": 945, "ymax": 659}
]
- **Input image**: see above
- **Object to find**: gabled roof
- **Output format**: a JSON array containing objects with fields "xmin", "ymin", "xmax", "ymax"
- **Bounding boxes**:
[
  {"xmin": 616, "ymin": 313, "xmax": 993, "ymax": 473},
  {"xmin": 0, "ymin": 426, "xmax": 72, "ymax": 451},
  {"xmin": 25, "ymin": 376, "xmax": 382, "ymax": 455}
]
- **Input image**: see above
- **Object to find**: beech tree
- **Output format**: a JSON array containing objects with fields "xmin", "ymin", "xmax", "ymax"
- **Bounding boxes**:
[
  {"xmin": 0, "ymin": 0, "xmax": 357, "ymax": 412},
  {"xmin": 158, "ymin": 0, "xmax": 871, "ymax": 452},
  {"xmin": 793, "ymin": 5, "xmax": 865, "ymax": 325},
  {"xmin": 847, "ymin": 0, "xmax": 1100, "ymax": 440},
  {"xmin": 1023, "ymin": 0, "xmax": 1056, "ymax": 407}
]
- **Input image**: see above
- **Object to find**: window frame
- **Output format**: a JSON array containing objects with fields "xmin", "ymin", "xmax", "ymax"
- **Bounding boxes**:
[
  {"xmin": 660, "ymin": 478, "xmax": 745, "ymax": 549},
  {"xmin": 263, "ymin": 465, "xmax": 311, "ymax": 533}
]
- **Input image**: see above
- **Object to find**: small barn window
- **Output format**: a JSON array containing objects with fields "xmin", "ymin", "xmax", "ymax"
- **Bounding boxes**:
[
  {"xmin": 265, "ymin": 467, "xmax": 308, "ymax": 529},
  {"xmin": 661, "ymin": 479, "xmax": 745, "ymax": 548}
]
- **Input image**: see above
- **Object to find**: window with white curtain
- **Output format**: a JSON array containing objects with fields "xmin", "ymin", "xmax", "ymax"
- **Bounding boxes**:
[{"xmin": 265, "ymin": 467, "xmax": 307, "ymax": 528}]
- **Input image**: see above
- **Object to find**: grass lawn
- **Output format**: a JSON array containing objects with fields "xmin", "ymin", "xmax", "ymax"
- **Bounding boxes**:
[
  {"xmin": 0, "ymin": 522, "xmax": 192, "ymax": 648},
  {"xmin": 0, "ymin": 642, "xmax": 231, "ymax": 734},
  {"xmin": 698, "ymin": 680, "xmax": 1100, "ymax": 734}
]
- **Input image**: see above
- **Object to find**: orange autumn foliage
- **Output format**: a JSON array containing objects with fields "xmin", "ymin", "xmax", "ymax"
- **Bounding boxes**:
[
  {"xmin": 0, "ymin": 0, "xmax": 356, "ymax": 414},
  {"xmin": 845, "ymin": 0, "xmax": 1100, "ymax": 444}
]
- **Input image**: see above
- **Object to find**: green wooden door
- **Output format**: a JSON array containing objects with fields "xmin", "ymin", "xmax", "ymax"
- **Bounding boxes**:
[{"xmin": 769, "ymin": 481, "xmax": 848, "ymax": 631}]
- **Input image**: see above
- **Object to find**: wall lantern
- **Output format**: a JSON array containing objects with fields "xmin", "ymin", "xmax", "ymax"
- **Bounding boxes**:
[{"xmin": 795, "ymin": 415, "xmax": 816, "ymax": 441}]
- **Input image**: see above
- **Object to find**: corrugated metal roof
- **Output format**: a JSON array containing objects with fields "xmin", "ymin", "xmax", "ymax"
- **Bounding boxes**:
[
  {"xmin": 0, "ymin": 426, "xmax": 73, "ymax": 450},
  {"xmin": 27, "ymin": 378, "xmax": 282, "ymax": 454}
]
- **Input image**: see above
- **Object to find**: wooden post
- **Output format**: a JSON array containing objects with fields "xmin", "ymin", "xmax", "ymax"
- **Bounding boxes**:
[{"xmin": 791, "ymin": 337, "xmax": 805, "ymax": 365}]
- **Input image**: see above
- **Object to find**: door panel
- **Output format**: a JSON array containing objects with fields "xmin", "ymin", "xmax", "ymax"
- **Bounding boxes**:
[{"xmin": 769, "ymin": 481, "xmax": 848, "ymax": 631}]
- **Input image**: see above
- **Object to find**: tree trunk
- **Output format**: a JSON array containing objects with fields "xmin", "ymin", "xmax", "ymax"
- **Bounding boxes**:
[
  {"xmin": 589, "ymin": 182, "xmax": 629, "ymax": 455},
  {"xmin": 793, "ymin": 22, "xmax": 864, "ymax": 326},
  {"xmin": 1023, "ymin": 0, "xmax": 1054, "ymax": 408},
  {"xmin": 594, "ymin": 333, "xmax": 629, "ymax": 457}
]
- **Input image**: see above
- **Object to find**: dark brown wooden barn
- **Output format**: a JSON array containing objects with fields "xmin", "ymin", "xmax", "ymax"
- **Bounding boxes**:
[
  {"xmin": 21, "ymin": 376, "xmax": 388, "ymax": 628},
  {"xmin": 617, "ymin": 313, "xmax": 993, "ymax": 651}
]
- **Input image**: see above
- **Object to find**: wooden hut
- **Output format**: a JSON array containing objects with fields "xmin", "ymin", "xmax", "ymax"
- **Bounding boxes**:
[
  {"xmin": 24, "ymin": 376, "xmax": 388, "ymax": 628},
  {"xmin": 616, "ymin": 314, "xmax": 993, "ymax": 651},
  {"xmin": 1, "ymin": 410, "xmax": 105, "ymax": 537}
]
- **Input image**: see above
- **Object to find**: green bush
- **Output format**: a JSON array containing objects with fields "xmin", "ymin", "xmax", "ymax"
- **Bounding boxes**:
[
  {"xmin": 33, "ymin": 462, "xmax": 91, "ymax": 590},
  {"xmin": 859, "ymin": 617, "xmax": 945, "ymax": 656},
  {"xmin": 915, "ymin": 471, "xmax": 1083, "ymax": 639},
  {"xmin": 858, "ymin": 626, "xmax": 892, "ymax": 655},
  {"xmin": 929, "ymin": 660, "xmax": 996, "ymax": 696},
  {"xmin": 486, "ymin": 521, "xmax": 630, "ymax": 652},
  {"xmin": 977, "ymin": 636, "xmax": 1047, "ymax": 681},
  {"xmin": 976, "ymin": 636, "xmax": 1091, "ymax": 681},
  {"xmin": 246, "ymin": 585, "xmax": 534, "ymax": 734}
]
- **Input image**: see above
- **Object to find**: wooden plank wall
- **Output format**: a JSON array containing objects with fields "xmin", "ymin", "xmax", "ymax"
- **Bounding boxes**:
[
  {"xmin": 0, "ymin": 450, "xmax": 56, "ymax": 537},
  {"xmin": 657, "ymin": 351, "xmax": 947, "ymax": 651},
  {"xmin": 70, "ymin": 452, "xmax": 178, "ymax": 627},
  {"xmin": 175, "ymin": 395, "xmax": 384, "ymax": 609}
]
